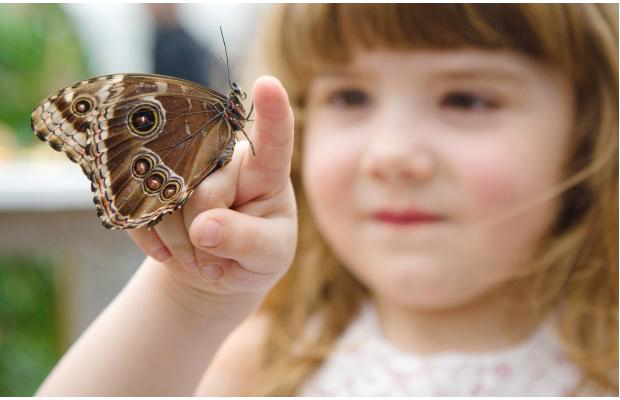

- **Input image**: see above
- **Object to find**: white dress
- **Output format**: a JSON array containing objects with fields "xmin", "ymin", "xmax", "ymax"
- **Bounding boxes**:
[{"xmin": 299, "ymin": 302, "xmax": 582, "ymax": 396}]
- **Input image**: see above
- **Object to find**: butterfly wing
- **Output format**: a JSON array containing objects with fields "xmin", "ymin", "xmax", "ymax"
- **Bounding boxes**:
[
  {"xmin": 31, "ymin": 74, "xmax": 239, "ymax": 229},
  {"xmin": 31, "ymin": 75, "xmax": 127, "ymax": 175}
]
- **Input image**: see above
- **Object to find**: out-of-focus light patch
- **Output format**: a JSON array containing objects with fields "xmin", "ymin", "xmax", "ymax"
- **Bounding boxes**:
[
  {"xmin": 177, "ymin": 3, "xmax": 267, "ymax": 61},
  {"xmin": 61, "ymin": 3, "xmax": 266, "ymax": 77},
  {"xmin": 62, "ymin": 4, "xmax": 152, "ymax": 75}
]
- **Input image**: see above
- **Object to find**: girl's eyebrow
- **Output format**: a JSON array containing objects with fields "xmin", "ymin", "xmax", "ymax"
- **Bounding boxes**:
[
  {"xmin": 315, "ymin": 67, "xmax": 528, "ymax": 82},
  {"xmin": 313, "ymin": 70, "xmax": 373, "ymax": 80},
  {"xmin": 428, "ymin": 68, "xmax": 529, "ymax": 86}
]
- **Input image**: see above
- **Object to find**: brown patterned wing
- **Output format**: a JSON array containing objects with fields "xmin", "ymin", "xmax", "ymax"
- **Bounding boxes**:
[
  {"xmin": 31, "ymin": 75, "xmax": 128, "ymax": 175},
  {"xmin": 31, "ymin": 74, "xmax": 240, "ymax": 229}
]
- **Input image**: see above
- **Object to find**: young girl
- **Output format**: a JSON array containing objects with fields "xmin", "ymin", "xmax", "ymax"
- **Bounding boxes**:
[{"xmin": 36, "ymin": 4, "xmax": 617, "ymax": 396}]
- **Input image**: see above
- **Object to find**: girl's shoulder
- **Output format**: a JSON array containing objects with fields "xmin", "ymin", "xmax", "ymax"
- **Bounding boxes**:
[{"xmin": 193, "ymin": 311, "xmax": 273, "ymax": 396}]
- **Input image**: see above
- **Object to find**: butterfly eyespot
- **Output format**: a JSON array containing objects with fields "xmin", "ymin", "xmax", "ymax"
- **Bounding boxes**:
[
  {"xmin": 132, "ymin": 156, "xmax": 154, "ymax": 178},
  {"xmin": 128, "ymin": 104, "xmax": 160, "ymax": 136},
  {"xmin": 72, "ymin": 97, "xmax": 94, "ymax": 116},
  {"xmin": 160, "ymin": 181, "xmax": 181, "ymax": 201},
  {"xmin": 143, "ymin": 170, "xmax": 167, "ymax": 194},
  {"xmin": 31, "ymin": 70, "xmax": 249, "ymax": 230}
]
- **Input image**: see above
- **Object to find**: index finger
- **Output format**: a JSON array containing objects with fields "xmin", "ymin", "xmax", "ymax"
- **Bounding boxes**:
[{"xmin": 243, "ymin": 76, "xmax": 294, "ymax": 183}]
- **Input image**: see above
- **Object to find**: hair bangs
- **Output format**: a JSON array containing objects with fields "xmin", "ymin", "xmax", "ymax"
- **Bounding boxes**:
[{"xmin": 274, "ymin": 4, "xmax": 588, "ymax": 88}]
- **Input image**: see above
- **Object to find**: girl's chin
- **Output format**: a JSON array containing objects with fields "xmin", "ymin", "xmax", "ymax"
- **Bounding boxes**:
[{"xmin": 356, "ymin": 264, "xmax": 491, "ymax": 310}]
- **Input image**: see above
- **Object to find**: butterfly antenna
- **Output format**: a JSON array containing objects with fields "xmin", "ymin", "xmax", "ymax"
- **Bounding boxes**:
[{"xmin": 220, "ymin": 26, "xmax": 234, "ymax": 91}]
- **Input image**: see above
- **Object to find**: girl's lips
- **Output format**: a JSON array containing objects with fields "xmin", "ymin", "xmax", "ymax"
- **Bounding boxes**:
[{"xmin": 371, "ymin": 210, "xmax": 444, "ymax": 225}]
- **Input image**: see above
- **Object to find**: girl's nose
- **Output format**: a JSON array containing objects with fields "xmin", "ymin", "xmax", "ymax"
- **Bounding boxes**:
[{"xmin": 360, "ymin": 134, "xmax": 435, "ymax": 183}]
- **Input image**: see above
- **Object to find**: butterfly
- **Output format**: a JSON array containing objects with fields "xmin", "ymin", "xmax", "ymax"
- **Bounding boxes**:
[{"xmin": 30, "ymin": 32, "xmax": 254, "ymax": 230}]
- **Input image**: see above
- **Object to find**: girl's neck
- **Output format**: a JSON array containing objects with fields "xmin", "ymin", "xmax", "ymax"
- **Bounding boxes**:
[{"xmin": 371, "ymin": 288, "xmax": 546, "ymax": 355}]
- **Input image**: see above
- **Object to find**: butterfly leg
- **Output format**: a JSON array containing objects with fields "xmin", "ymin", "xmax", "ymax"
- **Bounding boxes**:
[
  {"xmin": 246, "ymin": 101, "xmax": 254, "ymax": 121},
  {"xmin": 236, "ymin": 126, "xmax": 256, "ymax": 156},
  {"xmin": 217, "ymin": 136, "xmax": 237, "ymax": 169}
]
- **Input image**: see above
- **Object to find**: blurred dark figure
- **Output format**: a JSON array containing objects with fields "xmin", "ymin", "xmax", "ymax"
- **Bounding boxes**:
[{"xmin": 148, "ymin": 4, "xmax": 214, "ymax": 86}]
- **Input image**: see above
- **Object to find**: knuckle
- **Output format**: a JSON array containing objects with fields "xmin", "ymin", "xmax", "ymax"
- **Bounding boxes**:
[
  {"xmin": 166, "ymin": 242, "xmax": 192, "ymax": 256},
  {"xmin": 196, "ymin": 253, "xmax": 218, "ymax": 263},
  {"xmin": 134, "ymin": 235, "xmax": 162, "ymax": 255},
  {"xmin": 197, "ymin": 254, "xmax": 227, "ymax": 268}
]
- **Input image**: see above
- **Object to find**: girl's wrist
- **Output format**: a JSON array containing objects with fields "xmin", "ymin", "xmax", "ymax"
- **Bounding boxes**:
[{"xmin": 142, "ymin": 257, "xmax": 265, "ymax": 325}]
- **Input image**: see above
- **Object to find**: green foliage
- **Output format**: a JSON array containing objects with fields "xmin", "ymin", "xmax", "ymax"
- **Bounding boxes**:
[
  {"xmin": 0, "ymin": 4, "xmax": 89, "ymax": 147},
  {"xmin": 0, "ymin": 256, "xmax": 62, "ymax": 396},
  {"xmin": 0, "ymin": 4, "xmax": 88, "ymax": 394}
]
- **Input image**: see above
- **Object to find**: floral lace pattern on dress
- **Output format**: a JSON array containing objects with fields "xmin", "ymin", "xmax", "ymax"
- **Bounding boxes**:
[{"xmin": 300, "ymin": 303, "xmax": 582, "ymax": 396}]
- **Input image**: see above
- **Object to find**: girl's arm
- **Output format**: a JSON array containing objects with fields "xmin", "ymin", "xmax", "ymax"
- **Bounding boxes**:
[
  {"xmin": 36, "ymin": 76, "xmax": 297, "ymax": 396},
  {"xmin": 37, "ymin": 257, "xmax": 262, "ymax": 396}
]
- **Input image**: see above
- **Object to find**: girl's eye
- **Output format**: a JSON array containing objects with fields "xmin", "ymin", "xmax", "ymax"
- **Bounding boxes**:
[
  {"xmin": 327, "ymin": 89, "xmax": 370, "ymax": 108},
  {"xmin": 440, "ymin": 91, "xmax": 498, "ymax": 111}
]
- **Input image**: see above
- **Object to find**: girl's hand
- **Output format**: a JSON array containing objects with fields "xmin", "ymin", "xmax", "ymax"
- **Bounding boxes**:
[{"xmin": 128, "ymin": 76, "xmax": 297, "ymax": 297}]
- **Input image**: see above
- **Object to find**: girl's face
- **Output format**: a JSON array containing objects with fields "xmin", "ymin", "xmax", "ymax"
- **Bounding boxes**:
[{"xmin": 303, "ymin": 48, "xmax": 573, "ymax": 310}]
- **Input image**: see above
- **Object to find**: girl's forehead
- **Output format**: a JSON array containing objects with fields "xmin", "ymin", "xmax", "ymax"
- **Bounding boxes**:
[{"xmin": 312, "ymin": 48, "xmax": 549, "ymax": 84}]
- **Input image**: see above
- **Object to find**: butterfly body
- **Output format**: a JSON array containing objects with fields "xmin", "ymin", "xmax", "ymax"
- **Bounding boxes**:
[{"xmin": 31, "ymin": 73, "xmax": 250, "ymax": 230}]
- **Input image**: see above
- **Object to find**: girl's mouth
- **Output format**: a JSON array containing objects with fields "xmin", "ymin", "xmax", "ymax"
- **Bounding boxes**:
[{"xmin": 371, "ymin": 209, "xmax": 444, "ymax": 225}]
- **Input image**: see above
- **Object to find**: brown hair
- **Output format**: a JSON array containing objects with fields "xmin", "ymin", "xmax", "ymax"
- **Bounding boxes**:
[{"xmin": 244, "ymin": 4, "xmax": 618, "ymax": 395}]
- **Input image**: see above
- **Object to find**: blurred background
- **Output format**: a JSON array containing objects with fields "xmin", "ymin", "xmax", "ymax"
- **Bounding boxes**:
[{"xmin": 0, "ymin": 3, "xmax": 265, "ymax": 395}]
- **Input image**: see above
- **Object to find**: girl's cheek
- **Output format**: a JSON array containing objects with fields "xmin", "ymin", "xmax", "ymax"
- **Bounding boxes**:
[
  {"xmin": 302, "ymin": 132, "xmax": 359, "ymax": 212},
  {"xmin": 457, "ymin": 150, "xmax": 526, "ymax": 217}
]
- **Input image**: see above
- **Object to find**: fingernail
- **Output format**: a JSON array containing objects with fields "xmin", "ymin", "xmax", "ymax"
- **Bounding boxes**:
[
  {"xmin": 152, "ymin": 247, "xmax": 171, "ymax": 262},
  {"xmin": 199, "ymin": 220, "xmax": 221, "ymax": 248},
  {"xmin": 199, "ymin": 263, "xmax": 223, "ymax": 282},
  {"xmin": 184, "ymin": 260, "xmax": 199, "ymax": 275}
]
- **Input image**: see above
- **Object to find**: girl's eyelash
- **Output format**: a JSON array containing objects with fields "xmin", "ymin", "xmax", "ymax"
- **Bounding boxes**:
[
  {"xmin": 326, "ymin": 89, "xmax": 369, "ymax": 108},
  {"xmin": 319, "ymin": 89, "xmax": 499, "ymax": 113},
  {"xmin": 441, "ymin": 91, "xmax": 499, "ymax": 111}
]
